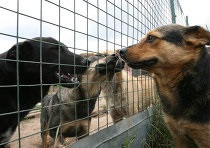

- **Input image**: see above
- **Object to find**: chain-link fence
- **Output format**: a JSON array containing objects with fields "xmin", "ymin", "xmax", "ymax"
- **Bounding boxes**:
[{"xmin": 0, "ymin": 0, "xmax": 186, "ymax": 147}]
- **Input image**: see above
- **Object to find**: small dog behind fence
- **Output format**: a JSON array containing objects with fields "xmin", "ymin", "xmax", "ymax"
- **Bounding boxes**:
[{"xmin": 42, "ymin": 53, "xmax": 125, "ymax": 147}]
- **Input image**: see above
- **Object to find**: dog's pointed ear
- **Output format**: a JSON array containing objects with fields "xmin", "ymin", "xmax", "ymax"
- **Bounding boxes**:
[
  {"xmin": 183, "ymin": 26, "xmax": 210, "ymax": 47},
  {"xmin": 6, "ymin": 40, "xmax": 32, "ymax": 60}
]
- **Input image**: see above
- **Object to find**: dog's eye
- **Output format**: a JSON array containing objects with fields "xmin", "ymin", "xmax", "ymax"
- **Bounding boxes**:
[{"xmin": 146, "ymin": 35, "xmax": 157, "ymax": 43}]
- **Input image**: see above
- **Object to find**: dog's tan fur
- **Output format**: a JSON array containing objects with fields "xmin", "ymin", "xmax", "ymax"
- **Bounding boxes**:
[
  {"xmin": 81, "ymin": 51, "xmax": 155, "ymax": 123},
  {"xmin": 94, "ymin": 50, "xmax": 155, "ymax": 123},
  {"xmin": 101, "ymin": 69, "xmax": 155, "ymax": 123},
  {"xmin": 165, "ymin": 115, "xmax": 210, "ymax": 148},
  {"xmin": 119, "ymin": 24, "xmax": 210, "ymax": 147}
]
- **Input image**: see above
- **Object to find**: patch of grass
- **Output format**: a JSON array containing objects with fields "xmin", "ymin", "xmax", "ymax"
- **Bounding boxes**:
[
  {"xmin": 122, "ymin": 134, "xmax": 136, "ymax": 148},
  {"xmin": 145, "ymin": 103, "xmax": 175, "ymax": 148}
]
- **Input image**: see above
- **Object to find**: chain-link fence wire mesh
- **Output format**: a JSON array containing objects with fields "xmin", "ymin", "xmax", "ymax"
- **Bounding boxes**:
[{"xmin": 0, "ymin": 0, "xmax": 186, "ymax": 147}]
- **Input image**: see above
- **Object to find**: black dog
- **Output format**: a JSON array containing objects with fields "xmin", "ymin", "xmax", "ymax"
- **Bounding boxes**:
[{"xmin": 0, "ymin": 37, "xmax": 89, "ymax": 147}]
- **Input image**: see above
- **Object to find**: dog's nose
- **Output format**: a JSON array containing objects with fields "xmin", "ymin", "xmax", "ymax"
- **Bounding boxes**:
[
  {"xmin": 119, "ymin": 48, "xmax": 127, "ymax": 58},
  {"xmin": 111, "ymin": 53, "xmax": 119, "ymax": 60},
  {"xmin": 82, "ymin": 58, "xmax": 91, "ymax": 66}
]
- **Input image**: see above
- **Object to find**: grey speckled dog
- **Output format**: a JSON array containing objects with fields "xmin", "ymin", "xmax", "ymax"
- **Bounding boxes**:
[{"xmin": 42, "ymin": 53, "xmax": 124, "ymax": 147}]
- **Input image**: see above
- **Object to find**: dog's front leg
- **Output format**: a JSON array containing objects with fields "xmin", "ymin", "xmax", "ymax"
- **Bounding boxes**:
[
  {"xmin": 164, "ymin": 115, "xmax": 190, "ymax": 148},
  {"xmin": 42, "ymin": 122, "xmax": 49, "ymax": 148},
  {"xmin": 172, "ymin": 134, "xmax": 191, "ymax": 148}
]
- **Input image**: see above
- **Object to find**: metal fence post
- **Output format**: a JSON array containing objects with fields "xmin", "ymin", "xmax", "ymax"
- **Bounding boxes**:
[
  {"xmin": 206, "ymin": 25, "xmax": 209, "ymax": 31},
  {"xmin": 170, "ymin": 0, "xmax": 176, "ymax": 23},
  {"xmin": 185, "ymin": 16, "xmax": 189, "ymax": 26}
]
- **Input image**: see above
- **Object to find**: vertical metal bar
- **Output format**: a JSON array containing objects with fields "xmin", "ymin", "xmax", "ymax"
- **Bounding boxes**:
[
  {"xmin": 39, "ymin": 0, "xmax": 44, "ymax": 147},
  {"xmin": 136, "ymin": 0, "xmax": 140, "ymax": 112},
  {"xmin": 16, "ymin": 0, "xmax": 21, "ymax": 147},
  {"xmin": 105, "ymin": 0, "xmax": 109, "ymax": 126},
  {"xmin": 113, "ymin": 0, "xmax": 117, "ymax": 122},
  {"xmin": 74, "ymin": 0, "xmax": 78, "ymax": 140},
  {"xmin": 58, "ymin": 0, "xmax": 63, "ymax": 144},
  {"xmin": 206, "ymin": 25, "xmax": 209, "ymax": 31},
  {"xmin": 120, "ymin": 0, "xmax": 123, "ymax": 123},
  {"xmin": 87, "ymin": 0, "xmax": 91, "ymax": 138},
  {"xmin": 185, "ymin": 16, "xmax": 189, "ymax": 26},
  {"xmin": 170, "ymin": 0, "xmax": 176, "ymax": 23},
  {"xmin": 131, "ymin": 0, "xmax": 135, "ymax": 115},
  {"xmin": 126, "ymin": 0, "xmax": 130, "ymax": 116},
  {"xmin": 86, "ymin": 0, "xmax": 90, "ymax": 138},
  {"xmin": 97, "ymin": 0, "xmax": 100, "ymax": 131},
  {"xmin": 86, "ymin": 0, "xmax": 90, "ymax": 137}
]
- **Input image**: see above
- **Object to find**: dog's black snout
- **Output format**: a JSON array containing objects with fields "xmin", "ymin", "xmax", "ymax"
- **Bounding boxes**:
[
  {"xmin": 119, "ymin": 48, "xmax": 127, "ymax": 58},
  {"xmin": 82, "ymin": 58, "xmax": 91, "ymax": 66},
  {"xmin": 111, "ymin": 53, "xmax": 119, "ymax": 61}
]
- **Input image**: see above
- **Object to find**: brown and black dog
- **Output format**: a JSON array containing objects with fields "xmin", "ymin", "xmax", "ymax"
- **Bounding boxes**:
[{"xmin": 119, "ymin": 24, "xmax": 210, "ymax": 147}]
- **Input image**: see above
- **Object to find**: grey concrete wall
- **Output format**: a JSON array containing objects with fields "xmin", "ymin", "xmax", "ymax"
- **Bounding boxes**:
[{"xmin": 71, "ymin": 107, "xmax": 153, "ymax": 148}]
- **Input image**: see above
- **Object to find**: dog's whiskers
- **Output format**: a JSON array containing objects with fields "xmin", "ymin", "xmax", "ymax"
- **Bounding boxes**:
[{"xmin": 115, "ymin": 59, "xmax": 119, "ymax": 68}]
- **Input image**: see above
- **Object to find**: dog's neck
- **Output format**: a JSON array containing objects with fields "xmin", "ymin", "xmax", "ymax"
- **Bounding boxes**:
[
  {"xmin": 155, "ymin": 47, "xmax": 210, "ymax": 123},
  {"xmin": 79, "ymin": 73, "xmax": 109, "ymax": 99},
  {"xmin": 102, "ymin": 71, "xmax": 124, "ymax": 94}
]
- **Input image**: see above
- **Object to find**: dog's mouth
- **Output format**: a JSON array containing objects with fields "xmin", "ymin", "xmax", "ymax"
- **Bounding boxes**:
[
  {"xmin": 127, "ymin": 58, "xmax": 158, "ymax": 69},
  {"xmin": 55, "ymin": 72, "xmax": 79, "ymax": 87},
  {"xmin": 114, "ymin": 59, "xmax": 125, "ymax": 72}
]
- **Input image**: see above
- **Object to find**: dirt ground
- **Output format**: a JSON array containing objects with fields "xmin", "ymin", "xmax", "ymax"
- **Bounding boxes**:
[{"xmin": 9, "ymin": 99, "xmax": 113, "ymax": 148}]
